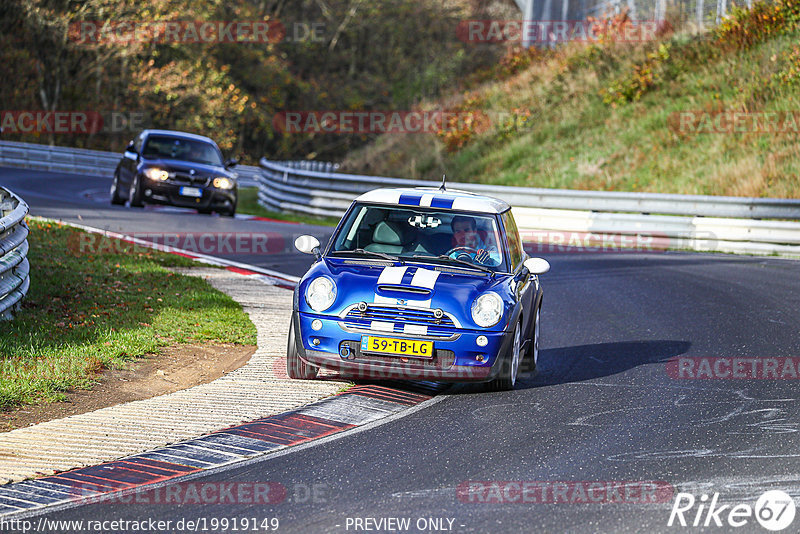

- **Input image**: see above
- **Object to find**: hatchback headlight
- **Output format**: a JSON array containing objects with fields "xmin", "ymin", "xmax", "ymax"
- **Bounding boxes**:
[
  {"xmin": 306, "ymin": 277, "xmax": 336, "ymax": 312},
  {"xmin": 143, "ymin": 168, "xmax": 169, "ymax": 181},
  {"xmin": 471, "ymin": 291, "xmax": 503, "ymax": 327},
  {"xmin": 213, "ymin": 177, "xmax": 234, "ymax": 189}
]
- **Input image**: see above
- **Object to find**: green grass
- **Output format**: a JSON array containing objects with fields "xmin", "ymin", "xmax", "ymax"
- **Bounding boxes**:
[
  {"xmin": 0, "ymin": 220, "xmax": 257, "ymax": 410},
  {"xmin": 238, "ymin": 187, "xmax": 340, "ymax": 227},
  {"xmin": 340, "ymin": 3, "xmax": 800, "ymax": 199}
]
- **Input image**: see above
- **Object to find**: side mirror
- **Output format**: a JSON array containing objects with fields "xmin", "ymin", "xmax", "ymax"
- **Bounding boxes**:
[
  {"xmin": 295, "ymin": 235, "xmax": 321, "ymax": 259},
  {"xmin": 523, "ymin": 257, "xmax": 550, "ymax": 275},
  {"xmin": 224, "ymin": 158, "xmax": 239, "ymax": 169},
  {"xmin": 125, "ymin": 141, "xmax": 137, "ymax": 154}
]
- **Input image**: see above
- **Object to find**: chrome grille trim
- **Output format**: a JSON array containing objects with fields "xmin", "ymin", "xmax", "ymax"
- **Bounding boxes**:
[{"xmin": 337, "ymin": 302, "xmax": 462, "ymax": 340}]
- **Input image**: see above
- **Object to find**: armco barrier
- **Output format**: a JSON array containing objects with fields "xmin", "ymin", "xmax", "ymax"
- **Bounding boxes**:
[
  {"xmin": 0, "ymin": 187, "xmax": 30, "ymax": 320},
  {"xmin": 258, "ymin": 159, "xmax": 800, "ymax": 257},
  {"xmin": 0, "ymin": 140, "xmax": 260, "ymax": 188}
]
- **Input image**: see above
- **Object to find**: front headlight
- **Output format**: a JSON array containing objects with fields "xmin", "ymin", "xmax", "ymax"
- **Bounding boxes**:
[
  {"xmin": 306, "ymin": 277, "xmax": 336, "ymax": 312},
  {"xmin": 471, "ymin": 291, "xmax": 503, "ymax": 327},
  {"xmin": 213, "ymin": 177, "xmax": 234, "ymax": 189},
  {"xmin": 143, "ymin": 168, "xmax": 169, "ymax": 181}
]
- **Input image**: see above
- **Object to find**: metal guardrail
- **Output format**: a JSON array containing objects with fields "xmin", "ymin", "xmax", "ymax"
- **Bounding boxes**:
[
  {"xmin": 257, "ymin": 158, "xmax": 800, "ymax": 257},
  {"xmin": 0, "ymin": 187, "xmax": 30, "ymax": 320},
  {"xmin": 0, "ymin": 140, "xmax": 260, "ymax": 188}
]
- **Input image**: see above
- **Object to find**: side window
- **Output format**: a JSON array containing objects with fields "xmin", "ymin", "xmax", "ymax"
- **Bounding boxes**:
[
  {"xmin": 503, "ymin": 210, "xmax": 523, "ymax": 270},
  {"xmin": 134, "ymin": 133, "xmax": 144, "ymax": 153}
]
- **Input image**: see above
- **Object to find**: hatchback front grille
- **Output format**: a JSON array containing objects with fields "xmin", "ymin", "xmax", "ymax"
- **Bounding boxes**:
[{"xmin": 341, "ymin": 304, "xmax": 457, "ymax": 339}]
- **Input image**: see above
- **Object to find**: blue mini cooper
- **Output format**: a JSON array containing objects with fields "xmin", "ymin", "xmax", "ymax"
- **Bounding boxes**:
[{"xmin": 288, "ymin": 187, "xmax": 550, "ymax": 390}]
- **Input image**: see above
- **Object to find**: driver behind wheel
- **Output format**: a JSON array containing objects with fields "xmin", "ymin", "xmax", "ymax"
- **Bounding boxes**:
[{"xmin": 450, "ymin": 215, "xmax": 501, "ymax": 266}]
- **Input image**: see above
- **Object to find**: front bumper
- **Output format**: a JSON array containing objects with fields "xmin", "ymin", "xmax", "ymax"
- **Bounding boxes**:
[
  {"xmin": 140, "ymin": 177, "xmax": 236, "ymax": 211},
  {"xmin": 293, "ymin": 311, "xmax": 513, "ymax": 382}
]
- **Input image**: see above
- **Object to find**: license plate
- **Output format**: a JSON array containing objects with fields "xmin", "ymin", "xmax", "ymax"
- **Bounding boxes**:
[
  {"xmin": 361, "ymin": 335, "xmax": 434, "ymax": 358},
  {"xmin": 179, "ymin": 186, "xmax": 202, "ymax": 197}
]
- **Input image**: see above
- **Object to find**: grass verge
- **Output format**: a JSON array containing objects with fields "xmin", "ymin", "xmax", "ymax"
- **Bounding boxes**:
[
  {"xmin": 0, "ymin": 219, "xmax": 257, "ymax": 410},
  {"xmin": 340, "ymin": 2, "xmax": 800, "ymax": 198}
]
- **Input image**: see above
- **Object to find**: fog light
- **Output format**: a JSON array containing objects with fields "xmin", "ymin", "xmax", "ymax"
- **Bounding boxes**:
[
  {"xmin": 476, "ymin": 335, "xmax": 488, "ymax": 347},
  {"xmin": 476, "ymin": 354, "xmax": 485, "ymax": 362},
  {"xmin": 312, "ymin": 338, "xmax": 320, "ymax": 346},
  {"xmin": 145, "ymin": 189, "xmax": 152, "ymax": 197},
  {"xmin": 311, "ymin": 319, "xmax": 322, "ymax": 331}
]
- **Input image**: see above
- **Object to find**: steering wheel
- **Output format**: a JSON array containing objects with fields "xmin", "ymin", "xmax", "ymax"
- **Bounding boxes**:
[{"xmin": 444, "ymin": 246, "xmax": 479, "ymax": 262}]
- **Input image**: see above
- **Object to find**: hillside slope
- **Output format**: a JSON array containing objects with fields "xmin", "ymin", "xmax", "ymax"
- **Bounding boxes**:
[{"xmin": 340, "ymin": 1, "xmax": 800, "ymax": 198}]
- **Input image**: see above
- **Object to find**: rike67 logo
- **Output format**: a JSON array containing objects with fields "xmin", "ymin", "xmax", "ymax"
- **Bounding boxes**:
[{"xmin": 669, "ymin": 490, "xmax": 796, "ymax": 531}]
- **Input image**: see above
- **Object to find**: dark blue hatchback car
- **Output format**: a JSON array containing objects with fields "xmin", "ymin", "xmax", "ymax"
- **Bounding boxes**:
[{"xmin": 288, "ymin": 187, "xmax": 550, "ymax": 390}]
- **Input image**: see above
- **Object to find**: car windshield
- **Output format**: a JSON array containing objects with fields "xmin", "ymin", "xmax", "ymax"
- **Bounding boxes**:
[
  {"xmin": 330, "ymin": 203, "xmax": 508, "ymax": 272},
  {"xmin": 141, "ymin": 135, "xmax": 223, "ymax": 166}
]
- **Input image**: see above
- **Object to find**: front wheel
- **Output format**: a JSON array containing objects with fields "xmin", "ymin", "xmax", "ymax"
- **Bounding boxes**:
[
  {"xmin": 221, "ymin": 200, "xmax": 237, "ymax": 218},
  {"xmin": 110, "ymin": 172, "xmax": 125, "ymax": 205},
  {"xmin": 522, "ymin": 306, "xmax": 541, "ymax": 376},
  {"xmin": 128, "ymin": 175, "xmax": 144, "ymax": 207},
  {"xmin": 488, "ymin": 320, "xmax": 521, "ymax": 391},
  {"xmin": 287, "ymin": 317, "xmax": 318, "ymax": 380}
]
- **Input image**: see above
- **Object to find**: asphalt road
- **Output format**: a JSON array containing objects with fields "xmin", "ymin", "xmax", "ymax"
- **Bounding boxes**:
[
  {"xmin": 4, "ymin": 167, "xmax": 800, "ymax": 533},
  {"xmin": 0, "ymin": 166, "xmax": 332, "ymax": 278}
]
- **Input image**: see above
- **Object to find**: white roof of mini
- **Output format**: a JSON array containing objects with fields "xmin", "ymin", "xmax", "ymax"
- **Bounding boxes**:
[{"xmin": 355, "ymin": 187, "xmax": 510, "ymax": 214}]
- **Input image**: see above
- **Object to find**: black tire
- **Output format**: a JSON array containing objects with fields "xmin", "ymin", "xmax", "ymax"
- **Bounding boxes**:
[
  {"xmin": 128, "ymin": 174, "xmax": 144, "ymax": 207},
  {"xmin": 488, "ymin": 320, "xmax": 522, "ymax": 391},
  {"xmin": 221, "ymin": 200, "xmax": 237, "ymax": 218},
  {"xmin": 110, "ymin": 172, "xmax": 125, "ymax": 205},
  {"xmin": 520, "ymin": 306, "xmax": 541, "ymax": 376},
  {"xmin": 287, "ymin": 317, "xmax": 318, "ymax": 380}
]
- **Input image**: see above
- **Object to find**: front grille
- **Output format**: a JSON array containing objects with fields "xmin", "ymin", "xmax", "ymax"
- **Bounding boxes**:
[
  {"xmin": 339, "ymin": 340, "xmax": 455, "ymax": 369},
  {"xmin": 169, "ymin": 173, "xmax": 210, "ymax": 187},
  {"xmin": 341, "ymin": 304, "xmax": 456, "ymax": 338}
]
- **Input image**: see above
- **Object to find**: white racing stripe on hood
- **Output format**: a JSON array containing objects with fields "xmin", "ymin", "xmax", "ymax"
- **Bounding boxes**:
[
  {"xmin": 374, "ymin": 265, "xmax": 407, "ymax": 306},
  {"xmin": 372, "ymin": 265, "xmax": 441, "ymax": 312},
  {"xmin": 410, "ymin": 268, "xmax": 440, "ymax": 289},
  {"xmin": 377, "ymin": 266, "xmax": 407, "ymax": 285}
]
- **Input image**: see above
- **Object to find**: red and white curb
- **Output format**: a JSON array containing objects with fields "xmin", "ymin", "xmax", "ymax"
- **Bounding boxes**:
[{"xmin": 0, "ymin": 385, "xmax": 442, "ymax": 518}]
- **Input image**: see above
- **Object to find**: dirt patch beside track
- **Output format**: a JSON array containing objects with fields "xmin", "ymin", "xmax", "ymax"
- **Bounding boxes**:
[{"xmin": 0, "ymin": 343, "xmax": 255, "ymax": 432}]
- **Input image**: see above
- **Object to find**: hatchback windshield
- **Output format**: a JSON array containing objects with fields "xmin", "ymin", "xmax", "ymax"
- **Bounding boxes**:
[
  {"xmin": 142, "ymin": 135, "xmax": 223, "ymax": 166},
  {"xmin": 330, "ymin": 203, "xmax": 508, "ymax": 272}
]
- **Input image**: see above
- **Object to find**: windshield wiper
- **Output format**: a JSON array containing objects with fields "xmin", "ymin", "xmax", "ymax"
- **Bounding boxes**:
[
  {"xmin": 409, "ymin": 254, "xmax": 493, "ymax": 275},
  {"xmin": 332, "ymin": 249, "xmax": 401, "ymax": 262}
]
